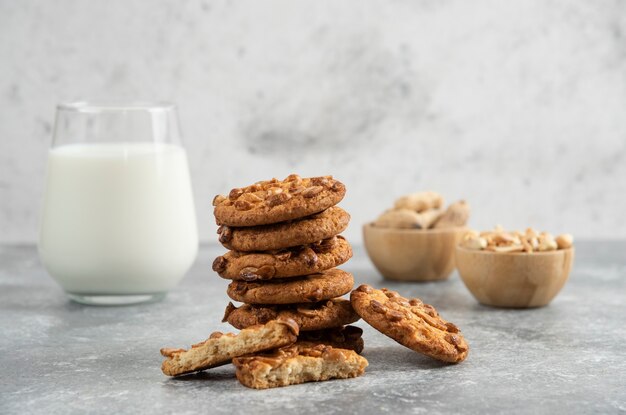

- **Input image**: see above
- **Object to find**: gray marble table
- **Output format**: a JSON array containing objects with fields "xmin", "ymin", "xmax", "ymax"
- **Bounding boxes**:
[{"xmin": 1, "ymin": 242, "xmax": 624, "ymax": 414}]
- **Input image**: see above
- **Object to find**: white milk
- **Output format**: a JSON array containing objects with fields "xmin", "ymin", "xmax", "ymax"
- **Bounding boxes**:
[{"xmin": 39, "ymin": 142, "xmax": 198, "ymax": 294}]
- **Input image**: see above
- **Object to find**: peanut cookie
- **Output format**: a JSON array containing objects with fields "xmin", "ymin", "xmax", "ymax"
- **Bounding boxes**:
[
  {"xmin": 223, "ymin": 298, "xmax": 359, "ymax": 332},
  {"xmin": 213, "ymin": 174, "xmax": 346, "ymax": 227},
  {"xmin": 160, "ymin": 319, "xmax": 299, "ymax": 376},
  {"xmin": 233, "ymin": 343, "xmax": 368, "ymax": 389},
  {"xmin": 297, "ymin": 325, "xmax": 364, "ymax": 354},
  {"xmin": 213, "ymin": 236, "xmax": 352, "ymax": 281},
  {"xmin": 350, "ymin": 285, "xmax": 469, "ymax": 363},
  {"xmin": 227, "ymin": 269, "xmax": 354, "ymax": 304},
  {"xmin": 217, "ymin": 206, "xmax": 350, "ymax": 252}
]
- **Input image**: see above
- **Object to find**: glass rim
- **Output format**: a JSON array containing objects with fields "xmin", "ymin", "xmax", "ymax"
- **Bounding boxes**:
[{"xmin": 57, "ymin": 101, "xmax": 176, "ymax": 113}]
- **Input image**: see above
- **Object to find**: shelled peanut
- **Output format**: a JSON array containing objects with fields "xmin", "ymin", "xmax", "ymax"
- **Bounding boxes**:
[
  {"xmin": 374, "ymin": 191, "xmax": 470, "ymax": 229},
  {"xmin": 460, "ymin": 226, "xmax": 574, "ymax": 253}
]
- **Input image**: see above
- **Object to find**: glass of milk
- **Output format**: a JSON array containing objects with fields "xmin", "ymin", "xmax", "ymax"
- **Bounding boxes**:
[{"xmin": 39, "ymin": 102, "xmax": 198, "ymax": 305}]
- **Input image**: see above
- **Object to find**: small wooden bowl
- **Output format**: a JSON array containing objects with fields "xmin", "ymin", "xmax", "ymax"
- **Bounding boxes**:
[
  {"xmin": 362, "ymin": 223, "xmax": 466, "ymax": 281},
  {"xmin": 455, "ymin": 246, "xmax": 575, "ymax": 308}
]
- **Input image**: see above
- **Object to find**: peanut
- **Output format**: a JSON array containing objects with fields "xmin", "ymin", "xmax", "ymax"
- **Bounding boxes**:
[
  {"xmin": 434, "ymin": 200, "xmax": 470, "ymax": 228},
  {"xmin": 486, "ymin": 245, "xmax": 525, "ymax": 253},
  {"xmin": 302, "ymin": 186, "xmax": 323, "ymax": 198},
  {"xmin": 374, "ymin": 209, "xmax": 423, "ymax": 229},
  {"xmin": 461, "ymin": 232, "xmax": 487, "ymax": 250},
  {"xmin": 394, "ymin": 191, "xmax": 444, "ymax": 213},
  {"xmin": 555, "ymin": 234, "xmax": 574, "ymax": 249},
  {"xmin": 464, "ymin": 226, "xmax": 572, "ymax": 253},
  {"xmin": 416, "ymin": 208, "xmax": 444, "ymax": 229},
  {"xmin": 537, "ymin": 233, "xmax": 558, "ymax": 251}
]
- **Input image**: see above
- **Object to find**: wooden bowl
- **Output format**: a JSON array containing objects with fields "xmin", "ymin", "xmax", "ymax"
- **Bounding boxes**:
[
  {"xmin": 362, "ymin": 223, "xmax": 466, "ymax": 281},
  {"xmin": 455, "ymin": 246, "xmax": 575, "ymax": 308}
]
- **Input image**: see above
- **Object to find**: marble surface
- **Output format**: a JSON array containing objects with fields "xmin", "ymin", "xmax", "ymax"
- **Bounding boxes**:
[
  {"xmin": 1, "ymin": 0, "xmax": 626, "ymax": 243},
  {"xmin": 0, "ymin": 241, "xmax": 625, "ymax": 414}
]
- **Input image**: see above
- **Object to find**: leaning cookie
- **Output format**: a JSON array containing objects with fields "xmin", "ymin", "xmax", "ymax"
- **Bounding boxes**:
[
  {"xmin": 213, "ymin": 236, "xmax": 352, "ymax": 281},
  {"xmin": 350, "ymin": 285, "xmax": 469, "ymax": 363},
  {"xmin": 213, "ymin": 174, "xmax": 346, "ymax": 227},
  {"xmin": 223, "ymin": 298, "xmax": 360, "ymax": 332},
  {"xmin": 160, "ymin": 319, "xmax": 299, "ymax": 376},
  {"xmin": 227, "ymin": 269, "xmax": 354, "ymax": 305},
  {"xmin": 233, "ymin": 343, "xmax": 368, "ymax": 389},
  {"xmin": 217, "ymin": 206, "xmax": 350, "ymax": 252},
  {"xmin": 297, "ymin": 325, "xmax": 364, "ymax": 354}
]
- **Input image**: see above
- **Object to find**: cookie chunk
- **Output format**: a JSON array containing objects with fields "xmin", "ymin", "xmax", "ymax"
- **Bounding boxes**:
[
  {"xmin": 297, "ymin": 325, "xmax": 364, "ymax": 354},
  {"xmin": 217, "ymin": 206, "xmax": 350, "ymax": 252},
  {"xmin": 233, "ymin": 343, "xmax": 368, "ymax": 389},
  {"xmin": 160, "ymin": 319, "xmax": 299, "ymax": 376},
  {"xmin": 213, "ymin": 174, "xmax": 346, "ymax": 227},
  {"xmin": 213, "ymin": 236, "xmax": 352, "ymax": 281},
  {"xmin": 227, "ymin": 269, "xmax": 354, "ymax": 304},
  {"xmin": 223, "ymin": 298, "xmax": 359, "ymax": 332},
  {"xmin": 350, "ymin": 285, "xmax": 469, "ymax": 363}
]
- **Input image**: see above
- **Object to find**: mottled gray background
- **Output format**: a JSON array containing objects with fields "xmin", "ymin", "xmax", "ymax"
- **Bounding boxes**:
[{"xmin": 1, "ymin": 0, "xmax": 625, "ymax": 243}]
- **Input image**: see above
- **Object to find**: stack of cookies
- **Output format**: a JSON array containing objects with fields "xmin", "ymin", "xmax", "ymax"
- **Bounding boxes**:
[
  {"xmin": 159, "ymin": 174, "xmax": 469, "ymax": 389},
  {"xmin": 211, "ymin": 174, "xmax": 362, "ymax": 342}
]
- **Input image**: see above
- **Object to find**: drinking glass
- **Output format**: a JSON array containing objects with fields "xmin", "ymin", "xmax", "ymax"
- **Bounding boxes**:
[{"xmin": 39, "ymin": 102, "xmax": 198, "ymax": 305}]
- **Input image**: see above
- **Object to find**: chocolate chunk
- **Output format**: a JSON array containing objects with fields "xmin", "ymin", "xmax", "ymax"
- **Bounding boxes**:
[
  {"xmin": 229, "ymin": 188, "xmax": 244, "ymax": 200},
  {"xmin": 222, "ymin": 302, "xmax": 237, "ymax": 322},
  {"xmin": 212, "ymin": 256, "xmax": 227, "ymax": 273}
]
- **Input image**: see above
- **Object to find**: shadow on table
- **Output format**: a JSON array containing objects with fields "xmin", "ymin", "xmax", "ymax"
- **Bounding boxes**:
[
  {"xmin": 362, "ymin": 346, "xmax": 450, "ymax": 371},
  {"xmin": 164, "ymin": 369, "xmax": 237, "ymax": 383}
]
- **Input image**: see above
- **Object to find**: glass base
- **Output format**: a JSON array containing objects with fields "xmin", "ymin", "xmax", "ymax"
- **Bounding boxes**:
[{"xmin": 67, "ymin": 292, "xmax": 166, "ymax": 306}]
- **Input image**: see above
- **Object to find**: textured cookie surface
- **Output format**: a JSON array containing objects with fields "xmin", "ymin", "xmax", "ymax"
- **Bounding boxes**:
[
  {"xmin": 213, "ymin": 174, "xmax": 346, "ymax": 227},
  {"xmin": 160, "ymin": 319, "xmax": 299, "ymax": 376},
  {"xmin": 233, "ymin": 343, "xmax": 368, "ymax": 389},
  {"xmin": 213, "ymin": 236, "xmax": 352, "ymax": 281},
  {"xmin": 223, "ymin": 298, "xmax": 359, "ymax": 331},
  {"xmin": 297, "ymin": 325, "xmax": 364, "ymax": 354},
  {"xmin": 218, "ymin": 206, "xmax": 350, "ymax": 252},
  {"xmin": 350, "ymin": 285, "xmax": 469, "ymax": 363},
  {"xmin": 227, "ymin": 269, "xmax": 354, "ymax": 304}
]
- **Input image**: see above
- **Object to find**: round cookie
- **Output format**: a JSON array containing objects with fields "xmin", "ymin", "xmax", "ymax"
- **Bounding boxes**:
[
  {"xmin": 213, "ymin": 174, "xmax": 346, "ymax": 227},
  {"xmin": 223, "ymin": 298, "xmax": 359, "ymax": 332},
  {"xmin": 227, "ymin": 269, "xmax": 354, "ymax": 304},
  {"xmin": 350, "ymin": 285, "xmax": 469, "ymax": 363},
  {"xmin": 217, "ymin": 206, "xmax": 350, "ymax": 252},
  {"xmin": 213, "ymin": 236, "xmax": 352, "ymax": 281}
]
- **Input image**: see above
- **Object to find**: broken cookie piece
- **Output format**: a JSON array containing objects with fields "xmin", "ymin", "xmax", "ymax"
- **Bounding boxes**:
[
  {"xmin": 233, "ymin": 343, "xmax": 368, "ymax": 389},
  {"xmin": 160, "ymin": 319, "xmax": 299, "ymax": 376}
]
